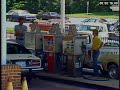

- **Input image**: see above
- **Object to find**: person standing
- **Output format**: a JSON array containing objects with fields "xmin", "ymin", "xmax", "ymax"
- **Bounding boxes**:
[
  {"xmin": 29, "ymin": 20, "xmax": 41, "ymax": 32},
  {"xmin": 14, "ymin": 18, "xmax": 27, "ymax": 46},
  {"xmin": 92, "ymin": 29, "xmax": 103, "ymax": 76}
]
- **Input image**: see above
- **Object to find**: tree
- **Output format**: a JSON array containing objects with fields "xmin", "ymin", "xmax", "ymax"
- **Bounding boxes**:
[{"xmin": 6, "ymin": 0, "xmax": 113, "ymax": 14}]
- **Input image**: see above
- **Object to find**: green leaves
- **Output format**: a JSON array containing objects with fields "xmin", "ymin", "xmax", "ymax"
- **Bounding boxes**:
[{"xmin": 6, "ymin": 0, "xmax": 113, "ymax": 14}]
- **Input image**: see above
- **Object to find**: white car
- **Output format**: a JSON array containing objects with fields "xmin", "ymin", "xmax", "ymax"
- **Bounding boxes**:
[
  {"xmin": 6, "ymin": 10, "xmax": 37, "ymax": 22},
  {"xmin": 7, "ymin": 41, "xmax": 43, "ymax": 73}
]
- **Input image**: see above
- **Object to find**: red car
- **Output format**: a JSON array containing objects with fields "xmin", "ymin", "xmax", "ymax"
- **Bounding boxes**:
[{"xmin": 29, "ymin": 22, "xmax": 52, "ymax": 32}]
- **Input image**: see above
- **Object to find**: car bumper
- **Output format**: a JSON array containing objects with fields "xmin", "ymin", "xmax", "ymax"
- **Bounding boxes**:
[
  {"xmin": 21, "ymin": 66, "xmax": 44, "ymax": 73},
  {"xmin": 22, "ymin": 68, "xmax": 43, "ymax": 71}
]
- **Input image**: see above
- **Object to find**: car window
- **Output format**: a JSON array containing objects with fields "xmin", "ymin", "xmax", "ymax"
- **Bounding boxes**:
[
  {"xmin": 83, "ymin": 19, "xmax": 89, "ymax": 22},
  {"xmin": 98, "ymin": 26, "xmax": 104, "ymax": 32},
  {"xmin": 79, "ymin": 25, "xmax": 88, "ymax": 31},
  {"xmin": 79, "ymin": 25, "xmax": 105, "ymax": 32},
  {"xmin": 20, "ymin": 11, "xmax": 30, "ymax": 15},
  {"xmin": 44, "ymin": 12, "xmax": 48, "ymax": 15},
  {"xmin": 8, "ymin": 11, "xmax": 14, "ymax": 15},
  {"xmin": 88, "ymin": 19, "xmax": 96, "ymax": 22},
  {"xmin": 12, "ymin": 12, "xmax": 18, "ymax": 15},
  {"xmin": 7, "ymin": 43, "xmax": 31, "ymax": 54},
  {"xmin": 50, "ymin": 12, "xmax": 58, "ymax": 16},
  {"xmin": 104, "ymin": 42, "xmax": 119, "ymax": 47}
]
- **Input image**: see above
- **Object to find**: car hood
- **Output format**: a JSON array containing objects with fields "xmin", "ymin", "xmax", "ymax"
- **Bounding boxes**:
[{"xmin": 7, "ymin": 54, "xmax": 40, "ymax": 60}]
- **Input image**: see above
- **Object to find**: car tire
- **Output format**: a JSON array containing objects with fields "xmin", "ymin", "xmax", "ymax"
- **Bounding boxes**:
[
  {"xmin": 108, "ymin": 64, "xmax": 119, "ymax": 79},
  {"xmin": 100, "ymin": 70, "xmax": 108, "ymax": 77}
]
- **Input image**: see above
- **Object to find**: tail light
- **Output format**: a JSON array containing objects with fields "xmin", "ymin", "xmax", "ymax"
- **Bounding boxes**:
[{"xmin": 30, "ymin": 60, "xmax": 41, "ymax": 66}]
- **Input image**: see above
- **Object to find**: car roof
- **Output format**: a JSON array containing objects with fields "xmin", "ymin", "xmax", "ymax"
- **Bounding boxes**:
[
  {"xmin": 8, "ymin": 10, "xmax": 28, "ymax": 13},
  {"xmin": 80, "ymin": 22, "xmax": 107, "ymax": 26}
]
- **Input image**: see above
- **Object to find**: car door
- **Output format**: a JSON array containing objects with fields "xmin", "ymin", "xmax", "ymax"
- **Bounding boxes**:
[
  {"xmin": 98, "ymin": 25, "xmax": 109, "ymax": 37},
  {"xmin": 7, "ymin": 43, "xmax": 40, "ymax": 67}
]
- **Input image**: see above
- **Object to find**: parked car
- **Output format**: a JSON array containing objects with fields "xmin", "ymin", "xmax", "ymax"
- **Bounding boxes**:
[
  {"xmin": 39, "ymin": 12, "xmax": 60, "ymax": 20},
  {"xmin": 37, "ymin": 12, "xmax": 69, "ymax": 20},
  {"xmin": 81, "ymin": 18, "xmax": 108, "ymax": 24},
  {"xmin": 6, "ymin": 10, "xmax": 37, "ymax": 22},
  {"xmin": 7, "ymin": 41, "xmax": 43, "ymax": 75}
]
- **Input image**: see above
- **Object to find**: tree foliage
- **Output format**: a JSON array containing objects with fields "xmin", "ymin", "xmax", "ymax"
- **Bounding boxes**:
[{"xmin": 6, "ymin": 0, "xmax": 112, "ymax": 13}]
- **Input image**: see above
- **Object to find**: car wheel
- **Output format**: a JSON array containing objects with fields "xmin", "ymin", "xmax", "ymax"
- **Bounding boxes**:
[{"xmin": 108, "ymin": 64, "xmax": 119, "ymax": 79}]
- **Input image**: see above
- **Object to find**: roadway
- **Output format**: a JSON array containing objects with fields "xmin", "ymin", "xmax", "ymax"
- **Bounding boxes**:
[{"xmin": 6, "ymin": 18, "xmax": 118, "ymax": 28}]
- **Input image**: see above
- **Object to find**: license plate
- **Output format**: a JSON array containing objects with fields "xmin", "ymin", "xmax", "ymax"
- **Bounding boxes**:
[{"xmin": 16, "ymin": 61, "xmax": 26, "ymax": 67}]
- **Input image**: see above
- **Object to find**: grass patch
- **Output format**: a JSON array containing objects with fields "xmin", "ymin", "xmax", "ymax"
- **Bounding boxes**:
[{"xmin": 66, "ymin": 12, "xmax": 119, "ymax": 19}]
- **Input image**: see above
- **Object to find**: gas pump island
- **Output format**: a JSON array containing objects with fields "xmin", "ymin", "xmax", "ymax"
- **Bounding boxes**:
[{"xmin": 25, "ymin": 23, "xmax": 87, "ymax": 77}]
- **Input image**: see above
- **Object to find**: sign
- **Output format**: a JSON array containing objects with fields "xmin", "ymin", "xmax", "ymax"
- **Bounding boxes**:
[
  {"xmin": 25, "ymin": 32, "xmax": 36, "ymax": 49},
  {"xmin": 16, "ymin": 61, "xmax": 26, "ymax": 67},
  {"xmin": 99, "ymin": 1, "xmax": 118, "ymax": 6}
]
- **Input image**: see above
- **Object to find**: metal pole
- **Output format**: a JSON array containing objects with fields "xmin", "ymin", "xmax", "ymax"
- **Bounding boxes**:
[
  {"xmin": 61, "ymin": 0, "xmax": 65, "ymax": 34},
  {"xmin": 118, "ymin": 0, "xmax": 119, "ymax": 7},
  {"xmin": 1, "ymin": 0, "xmax": 7, "ymax": 65},
  {"xmin": 87, "ymin": 1, "xmax": 89, "ymax": 15}
]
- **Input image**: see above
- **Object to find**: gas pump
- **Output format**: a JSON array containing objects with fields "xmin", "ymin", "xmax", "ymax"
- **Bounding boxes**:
[
  {"xmin": 25, "ymin": 32, "xmax": 43, "ymax": 52},
  {"xmin": 25, "ymin": 32, "xmax": 47, "ymax": 67},
  {"xmin": 43, "ymin": 24, "xmax": 63, "ymax": 73},
  {"xmin": 63, "ymin": 25, "xmax": 87, "ymax": 77}
]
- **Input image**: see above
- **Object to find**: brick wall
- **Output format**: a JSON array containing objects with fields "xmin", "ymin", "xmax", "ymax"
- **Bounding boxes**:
[{"xmin": 1, "ymin": 65, "xmax": 21, "ymax": 90}]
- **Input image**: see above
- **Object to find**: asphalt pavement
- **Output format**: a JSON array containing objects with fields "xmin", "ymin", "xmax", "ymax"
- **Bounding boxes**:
[{"xmin": 29, "ymin": 78, "xmax": 93, "ymax": 90}]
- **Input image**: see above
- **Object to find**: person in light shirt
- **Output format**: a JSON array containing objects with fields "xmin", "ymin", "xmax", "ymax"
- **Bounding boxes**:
[{"xmin": 14, "ymin": 18, "xmax": 27, "ymax": 46}]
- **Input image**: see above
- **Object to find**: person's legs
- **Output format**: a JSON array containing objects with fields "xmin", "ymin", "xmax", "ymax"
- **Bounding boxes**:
[
  {"xmin": 16, "ymin": 39, "xmax": 24, "ymax": 46},
  {"xmin": 92, "ymin": 51, "xmax": 100, "ymax": 76}
]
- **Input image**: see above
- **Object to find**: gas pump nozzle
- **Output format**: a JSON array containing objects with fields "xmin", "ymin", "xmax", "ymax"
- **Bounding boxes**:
[{"xmin": 81, "ymin": 41, "xmax": 86, "ymax": 55}]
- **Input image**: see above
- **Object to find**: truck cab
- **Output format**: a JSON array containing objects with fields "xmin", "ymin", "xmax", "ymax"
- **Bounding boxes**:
[
  {"xmin": 77, "ymin": 22, "xmax": 109, "ymax": 37},
  {"xmin": 78, "ymin": 31, "xmax": 119, "ymax": 79}
]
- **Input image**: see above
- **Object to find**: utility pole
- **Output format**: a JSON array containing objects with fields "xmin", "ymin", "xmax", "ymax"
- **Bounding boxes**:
[
  {"xmin": 1, "ymin": 0, "xmax": 7, "ymax": 65},
  {"xmin": 87, "ymin": 1, "xmax": 89, "ymax": 15},
  {"xmin": 61, "ymin": 0, "xmax": 65, "ymax": 34}
]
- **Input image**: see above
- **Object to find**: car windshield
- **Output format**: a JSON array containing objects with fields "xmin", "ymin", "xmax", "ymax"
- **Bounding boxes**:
[
  {"xmin": 88, "ymin": 19, "xmax": 97, "ymax": 22},
  {"xmin": 19, "ymin": 11, "xmax": 30, "ymax": 15},
  {"xmin": 79, "ymin": 25, "xmax": 100, "ymax": 31},
  {"xmin": 50, "ymin": 12, "xmax": 58, "ymax": 16},
  {"xmin": 7, "ymin": 43, "xmax": 32, "ymax": 54}
]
